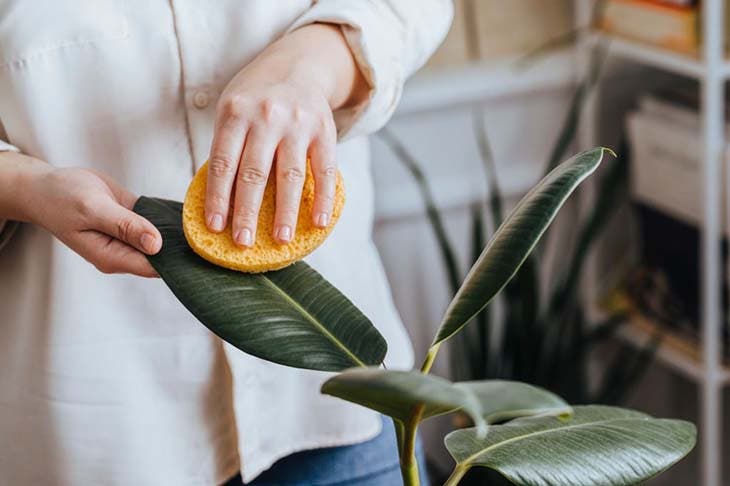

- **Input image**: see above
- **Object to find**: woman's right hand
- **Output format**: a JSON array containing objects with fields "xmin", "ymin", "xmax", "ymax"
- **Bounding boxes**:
[{"xmin": 21, "ymin": 164, "xmax": 162, "ymax": 277}]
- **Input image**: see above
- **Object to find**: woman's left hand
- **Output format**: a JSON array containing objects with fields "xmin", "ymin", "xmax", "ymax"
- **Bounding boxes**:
[{"xmin": 204, "ymin": 23, "xmax": 367, "ymax": 247}]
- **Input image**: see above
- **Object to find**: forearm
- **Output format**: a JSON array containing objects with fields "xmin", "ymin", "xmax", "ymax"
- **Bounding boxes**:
[
  {"xmin": 259, "ymin": 23, "xmax": 368, "ymax": 110},
  {"xmin": 0, "ymin": 151, "xmax": 49, "ymax": 223}
]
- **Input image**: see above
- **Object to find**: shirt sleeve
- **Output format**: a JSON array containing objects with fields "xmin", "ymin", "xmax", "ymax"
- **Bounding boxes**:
[
  {"xmin": 0, "ymin": 139, "xmax": 19, "ymax": 152},
  {"xmin": 288, "ymin": 0, "xmax": 454, "ymax": 140}
]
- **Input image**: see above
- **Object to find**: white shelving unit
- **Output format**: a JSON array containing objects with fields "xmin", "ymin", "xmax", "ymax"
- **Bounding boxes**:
[
  {"xmin": 396, "ymin": 48, "xmax": 576, "ymax": 116},
  {"xmin": 576, "ymin": 2, "xmax": 727, "ymax": 485}
]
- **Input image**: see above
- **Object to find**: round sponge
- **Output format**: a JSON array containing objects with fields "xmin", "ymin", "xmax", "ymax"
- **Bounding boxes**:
[{"xmin": 182, "ymin": 161, "xmax": 345, "ymax": 273}]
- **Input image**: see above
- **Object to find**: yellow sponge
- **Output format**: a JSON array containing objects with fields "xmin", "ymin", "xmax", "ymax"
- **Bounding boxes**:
[{"xmin": 183, "ymin": 161, "xmax": 345, "ymax": 273}]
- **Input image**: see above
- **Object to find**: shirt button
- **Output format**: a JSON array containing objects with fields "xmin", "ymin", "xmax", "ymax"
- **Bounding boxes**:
[{"xmin": 193, "ymin": 91, "xmax": 209, "ymax": 109}]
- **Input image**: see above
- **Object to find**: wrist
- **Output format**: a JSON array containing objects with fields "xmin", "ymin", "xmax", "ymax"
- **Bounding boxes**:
[
  {"xmin": 0, "ymin": 152, "xmax": 53, "ymax": 225},
  {"xmin": 275, "ymin": 23, "xmax": 368, "ymax": 110}
]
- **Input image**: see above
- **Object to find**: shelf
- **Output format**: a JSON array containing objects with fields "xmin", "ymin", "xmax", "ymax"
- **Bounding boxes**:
[
  {"xmin": 616, "ymin": 312, "xmax": 730, "ymax": 386},
  {"xmin": 396, "ymin": 48, "xmax": 577, "ymax": 116},
  {"xmin": 398, "ymin": 31, "xmax": 730, "ymax": 117},
  {"xmin": 594, "ymin": 32, "xmax": 730, "ymax": 80},
  {"xmin": 601, "ymin": 289, "xmax": 730, "ymax": 385}
]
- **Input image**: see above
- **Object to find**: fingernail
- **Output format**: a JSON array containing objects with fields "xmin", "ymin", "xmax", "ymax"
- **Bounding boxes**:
[
  {"xmin": 140, "ymin": 233, "xmax": 158, "ymax": 254},
  {"xmin": 234, "ymin": 228, "xmax": 253, "ymax": 247},
  {"xmin": 208, "ymin": 214, "xmax": 224, "ymax": 232},
  {"xmin": 276, "ymin": 225, "xmax": 292, "ymax": 243},
  {"xmin": 316, "ymin": 212, "xmax": 329, "ymax": 228}
]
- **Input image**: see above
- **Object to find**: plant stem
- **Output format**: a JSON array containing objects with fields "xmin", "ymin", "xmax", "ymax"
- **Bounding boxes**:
[
  {"xmin": 400, "ymin": 457, "xmax": 420, "ymax": 486},
  {"xmin": 443, "ymin": 464, "xmax": 470, "ymax": 486},
  {"xmin": 399, "ymin": 405, "xmax": 425, "ymax": 486},
  {"xmin": 420, "ymin": 344, "xmax": 440, "ymax": 374},
  {"xmin": 394, "ymin": 418, "xmax": 405, "ymax": 456}
]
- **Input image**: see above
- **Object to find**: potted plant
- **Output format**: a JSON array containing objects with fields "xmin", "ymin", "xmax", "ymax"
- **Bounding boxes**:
[{"xmin": 134, "ymin": 147, "xmax": 695, "ymax": 486}]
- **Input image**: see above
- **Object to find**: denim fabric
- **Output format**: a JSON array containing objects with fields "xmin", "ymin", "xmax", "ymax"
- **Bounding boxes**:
[{"xmin": 225, "ymin": 417, "xmax": 429, "ymax": 486}]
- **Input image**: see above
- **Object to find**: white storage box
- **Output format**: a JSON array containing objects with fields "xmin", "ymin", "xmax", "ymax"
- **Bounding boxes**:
[{"xmin": 626, "ymin": 107, "xmax": 729, "ymax": 233}]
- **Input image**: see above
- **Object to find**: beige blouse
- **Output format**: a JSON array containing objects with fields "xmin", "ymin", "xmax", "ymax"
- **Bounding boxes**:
[{"xmin": 0, "ymin": 1, "xmax": 452, "ymax": 484}]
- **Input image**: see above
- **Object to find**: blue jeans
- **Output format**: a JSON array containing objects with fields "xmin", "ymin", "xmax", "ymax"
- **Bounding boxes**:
[{"xmin": 225, "ymin": 417, "xmax": 429, "ymax": 486}]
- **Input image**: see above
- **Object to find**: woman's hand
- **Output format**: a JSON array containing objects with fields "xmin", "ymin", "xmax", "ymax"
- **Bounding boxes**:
[
  {"xmin": 2, "ymin": 154, "xmax": 163, "ymax": 278},
  {"xmin": 206, "ymin": 23, "xmax": 367, "ymax": 246}
]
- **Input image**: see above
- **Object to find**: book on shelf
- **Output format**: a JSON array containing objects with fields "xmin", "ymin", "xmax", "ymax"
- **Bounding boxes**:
[
  {"xmin": 600, "ymin": 0, "xmax": 730, "ymax": 54},
  {"xmin": 600, "ymin": 0, "xmax": 699, "ymax": 54},
  {"xmin": 646, "ymin": 0, "xmax": 697, "ymax": 6}
]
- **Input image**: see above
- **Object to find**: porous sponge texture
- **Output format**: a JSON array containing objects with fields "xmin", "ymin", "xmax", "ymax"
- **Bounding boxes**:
[{"xmin": 183, "ymin": 161, "xmax": 345, "ymax": 273}]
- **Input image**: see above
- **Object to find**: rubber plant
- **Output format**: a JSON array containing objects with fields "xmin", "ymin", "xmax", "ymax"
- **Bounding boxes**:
[{"xmin": 134, "ymin": 147, "xmax": 695, "ymax": 486}]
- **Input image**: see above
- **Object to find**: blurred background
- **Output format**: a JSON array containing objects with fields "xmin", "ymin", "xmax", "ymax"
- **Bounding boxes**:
[{"xmin": 369, "ymin": 1, "xmax": 729, "ymax": 485}]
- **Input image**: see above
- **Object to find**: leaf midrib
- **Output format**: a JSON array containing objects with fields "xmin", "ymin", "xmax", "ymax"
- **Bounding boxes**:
[
  {"xmin": 259, "ymin": 273, "xmax": 366, "ymax": 367},
  {"xmin": 485, "ymin": 406, "xmax": 573, "ymax": 424},
  {"xmin": 460, "ymin": 416, "xmax": 648, "ymax": 466}
]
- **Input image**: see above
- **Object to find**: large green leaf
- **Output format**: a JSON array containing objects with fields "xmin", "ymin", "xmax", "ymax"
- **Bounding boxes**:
[
  {"xmin": 133, "ymin": 197, "xmax": 387, "ymax": 372},
  {"xmin": 548, "ymin": 145, "xmax": 629, "ymax": 319},
  {"xmin": 431, "ymin": 148, "xmax": 611, "ymax": 347},
  {"xmin": 321, "ymin": 368, "xmax": 485, "ymax": 432},
  {"xmin": 444, "ymin": 405, "xmax": 696, "ymax": 486},
  {"xmin": 455, "ymin": 381, "xmax": 571, "ymax": 424}
]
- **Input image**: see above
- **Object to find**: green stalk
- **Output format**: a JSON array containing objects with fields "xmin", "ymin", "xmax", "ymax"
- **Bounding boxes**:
[
  {"xmin": 394, "ymin": 418, "xmax": 405, "ymax": 456},
  {"xmin": 473, "ymin": 110, "xmax": 503, "ymax": 226},
  {"xmin": 443, "ymin": 464, "xmax": 470, "ymax": 486},
  {"xmin": 400, "ymin": 405, "xmax": 425, "ymax": 486},
  {"xmin": 400, "ymin": 459, "xmax": 420, "ymax": 486},
  {"xmin": 420, "ymin": 344, "xmax": 440, "ymax": 374}
]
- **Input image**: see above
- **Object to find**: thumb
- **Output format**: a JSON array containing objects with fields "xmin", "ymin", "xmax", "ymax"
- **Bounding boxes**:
[{"xmin": 92, "ymin": 198, "xmax": 163, "ymax": 255}]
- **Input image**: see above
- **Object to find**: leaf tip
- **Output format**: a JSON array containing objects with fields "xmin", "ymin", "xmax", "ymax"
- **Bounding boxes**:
[{"xmin": 600, "ymin": 146, "xmax": 617, "ymax": 158}]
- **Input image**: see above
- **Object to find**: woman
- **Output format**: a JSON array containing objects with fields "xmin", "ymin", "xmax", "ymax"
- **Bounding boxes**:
[{"xmin": 0, "ymin": 1, "xmax": 452, "ymax": 485}]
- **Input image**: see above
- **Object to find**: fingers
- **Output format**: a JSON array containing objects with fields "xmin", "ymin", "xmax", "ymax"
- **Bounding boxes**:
[
  {"xmin": 309, "ymin": 120, "xmax": 337, "ymax": 228},
  {"xmin": 74, "ymin": 231, "xmax": 159, "ymax": 278},
  {"xmin": 273, "ymin": 137, "xmax": 307, "ymax": 243},
  {"xmin": 88, "ymin": 172, "xmax": 160, "ymax": 253},
  {"xmin": 91, "ymin": 198, "xmax": 162, "ymax": 255},
  {"xmin": 208, "ymin": 89, "xmax": 335, "ymax": 246},
  {"xmin": 206, "ymin": 102, "xmax": 249, "ymax": 232},
  {"xmin": 231, "ymin": 126, "xmax": 276, "ymax": 247}
]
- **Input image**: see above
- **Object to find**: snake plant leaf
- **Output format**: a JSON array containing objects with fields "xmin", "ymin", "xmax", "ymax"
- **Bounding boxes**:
[
  {"xmin": 445, "ymin": 405, "xmax": 696, "ymax": 486},
  {"xmin": 455, "ymin": 381, "xmax": 571, "ymax": 424},
  {"xmin": 322, "ymin": 368, "xmax": 486, "ymax": 432},
  {"xmin": 133, "ymin": 197, "xmax": 387, "ymax": 372},
  {"xmin": 432, "ymin": 147, "xmax": 612, "ymax": 347}
]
